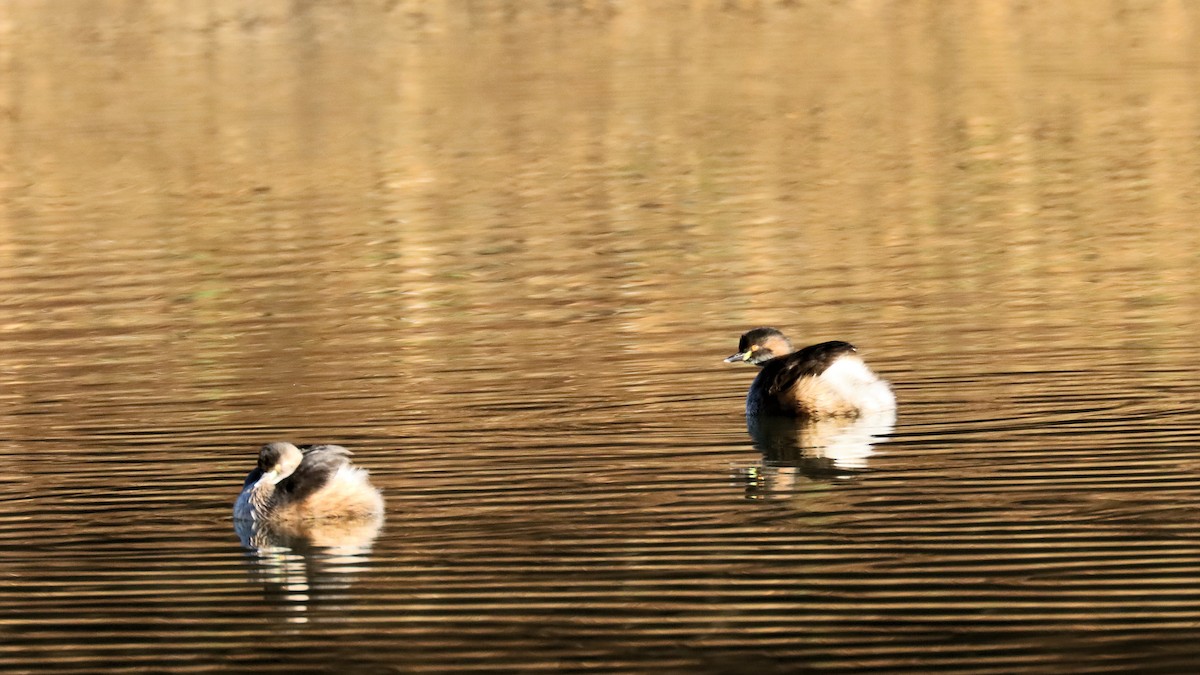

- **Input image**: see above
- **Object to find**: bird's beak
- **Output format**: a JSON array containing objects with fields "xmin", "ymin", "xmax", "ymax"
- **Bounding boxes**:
[
  {"xmin": 724, "ymin": 352, "xmax": 750, "ymax": 364},
  {"xmin": 259, "ymin": 468, "xmax": 285, "ymax": 486}
]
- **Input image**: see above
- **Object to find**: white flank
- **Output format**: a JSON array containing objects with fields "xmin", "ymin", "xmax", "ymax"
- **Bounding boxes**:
[{"xmin": 820, "ymin": 357, "xmax": 897, "ymax": 412}]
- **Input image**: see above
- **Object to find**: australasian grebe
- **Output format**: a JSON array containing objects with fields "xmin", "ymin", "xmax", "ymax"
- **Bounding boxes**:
[
  {"xmin": 234, "ymin": 442, "xmax": 383, "ymax": 523},
  {"xmin": 725, "ymin": 327, "xmax": 895, "ymax": 418}
]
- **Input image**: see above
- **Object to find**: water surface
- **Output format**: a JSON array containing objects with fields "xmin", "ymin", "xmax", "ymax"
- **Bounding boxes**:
[{"xmin": 3, "ymin": 1, "xmax": 1200, "ymax": 672}]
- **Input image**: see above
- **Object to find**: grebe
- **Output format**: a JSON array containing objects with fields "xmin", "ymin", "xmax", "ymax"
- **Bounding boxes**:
[
  {"xmin": 725, "ymin": 327, "xmax": 895, "ymax": 418},
  {"xmin": 234, "ymin": 442, "xmax": 384, "ymax": 523}
]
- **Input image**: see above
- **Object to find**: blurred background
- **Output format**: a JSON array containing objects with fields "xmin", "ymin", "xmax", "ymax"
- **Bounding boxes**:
[{"xmin": 3, "ymin": 1, "xmax": 1200, "ymax": 672}]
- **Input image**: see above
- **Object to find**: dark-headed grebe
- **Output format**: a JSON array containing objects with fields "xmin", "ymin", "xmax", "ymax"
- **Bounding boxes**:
[
  {"xmin": 725, "ymin": 327, "xmax": 895, "ymax": 418},
  {"xmin": 234, "ymin": 442, "xmax": 384, "ymax": 523}
]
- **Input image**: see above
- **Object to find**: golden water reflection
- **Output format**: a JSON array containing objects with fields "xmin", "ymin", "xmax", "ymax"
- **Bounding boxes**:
[{"xmin": 2, "ymin": 1, "xmax": 1200, "ymax": 672}]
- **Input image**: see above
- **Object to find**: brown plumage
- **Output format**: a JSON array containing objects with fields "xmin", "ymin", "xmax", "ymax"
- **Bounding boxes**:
[{"xmin": 234, "ymin": 442, "xmax": 384, "ymax": 523}]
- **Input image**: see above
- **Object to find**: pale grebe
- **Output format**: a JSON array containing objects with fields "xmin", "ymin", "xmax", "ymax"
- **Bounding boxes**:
[{"xmin": 234, "ymin": 442, "xmax": 383, "ymax": 523}]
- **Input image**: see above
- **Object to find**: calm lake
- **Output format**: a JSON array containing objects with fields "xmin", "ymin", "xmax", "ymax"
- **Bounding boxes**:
[{"xmin": 3, "ymin": 1, "xmax": 1200, "ymax": 672}]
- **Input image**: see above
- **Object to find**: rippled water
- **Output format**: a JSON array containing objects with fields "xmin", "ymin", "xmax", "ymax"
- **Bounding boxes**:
[{"xmin": 4, "ymin": 1, "xmax": 1200, "ymax": 672}]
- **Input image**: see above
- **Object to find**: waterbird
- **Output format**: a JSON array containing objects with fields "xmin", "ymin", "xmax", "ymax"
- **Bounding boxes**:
[
  {"xmin": 234, "ymin": 442, "xmax": 384, "ymax": 523},
  {"xmin": 724, "ymin": 327, "xmax": 895, "ymax": 418}
]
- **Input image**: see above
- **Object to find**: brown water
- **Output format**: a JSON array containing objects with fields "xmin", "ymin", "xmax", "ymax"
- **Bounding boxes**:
[{"xmin": 3, "ymin": 1, "xmax": 1200, "ymax": 672}]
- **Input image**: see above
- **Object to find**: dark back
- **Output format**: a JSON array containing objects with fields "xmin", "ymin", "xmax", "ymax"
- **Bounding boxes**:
[
  {"xmin": 762, "ymin": 340, "xmax": 857, "ymax": 397},
  {"xmin": 275, "ymin": 444, "xmax": 353, "ymax": 505}
]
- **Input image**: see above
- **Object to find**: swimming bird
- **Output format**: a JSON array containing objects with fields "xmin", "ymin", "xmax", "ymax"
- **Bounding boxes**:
[
  {"xmin": 724, "ymin": 327, "xmax": 895, "ymax": 418},
  {"xmin": 234, "ymin": 442, "xmax": 384, "ymax": 523}
]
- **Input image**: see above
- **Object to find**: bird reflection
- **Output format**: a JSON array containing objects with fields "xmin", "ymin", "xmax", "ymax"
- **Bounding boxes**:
[
  {"xmin": 739, "ymin": 409, "xmax": 895, "ymax": 498},
  {"xmin": 236, "ymin": 502, "xmax": 383, "ymax": 623},
  {"xmin": 236, "ymin": 510, "xmax": 384, "ymax": 551}
]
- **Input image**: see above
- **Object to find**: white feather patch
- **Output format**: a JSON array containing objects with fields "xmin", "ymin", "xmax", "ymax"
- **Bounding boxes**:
[{"xmin": 820, "ymin": 356, "xmax": 896, "ymax": 412}]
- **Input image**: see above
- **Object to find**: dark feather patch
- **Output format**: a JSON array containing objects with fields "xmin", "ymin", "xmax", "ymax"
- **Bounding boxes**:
[
  {"xmin": 275, "ymin": 444, "xmax": 353, "ymax": 505},
  {"xmin": 764, "ymin": 340, "xmax": 857, "ymax": 397},
  {"xmin": 242, "ymin": 466, "xmax": 263, "ymax": 489},
  {"xmin": 738, "ymin": 327, "xmax": 788, "ymax": 354}
]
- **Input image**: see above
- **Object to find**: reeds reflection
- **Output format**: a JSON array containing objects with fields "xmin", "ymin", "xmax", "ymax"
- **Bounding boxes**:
[{"xmin": 739, "ymin": 410, "xmax": 896, "ymax": 498}]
